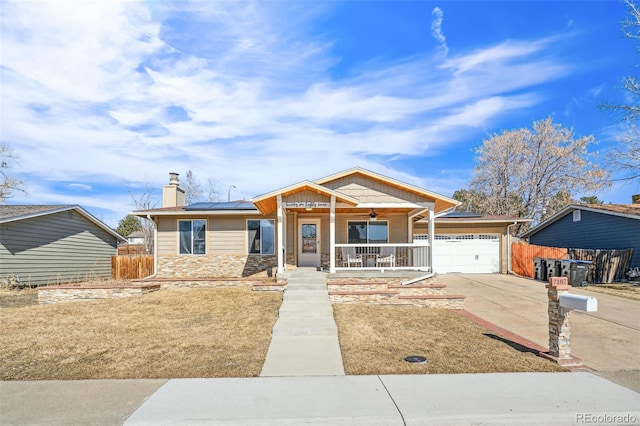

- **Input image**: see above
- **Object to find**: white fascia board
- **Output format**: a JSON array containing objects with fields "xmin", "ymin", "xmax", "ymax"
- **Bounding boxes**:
[
  {"xmin": 132, "ymin": 210, "xmax": 262, "ymax": 217},
  {"xmin": 355, "ymin": 202, "xmax": 434, "ymax": 209},
  {"xmin": 576, "ymin": 205, "xmax": 640, "ymax": 221}
]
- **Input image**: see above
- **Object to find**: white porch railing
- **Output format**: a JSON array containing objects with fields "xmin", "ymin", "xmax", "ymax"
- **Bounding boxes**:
[{"xmin": 334, "ymin": 243, "xmax": 431, "ymax": 271}]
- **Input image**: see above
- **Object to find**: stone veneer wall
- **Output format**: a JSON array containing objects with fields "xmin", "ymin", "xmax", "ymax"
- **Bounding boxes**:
[
  {"xmin": 327, "ymin": 278, "xmax": 465, "ymax": 309},
  {"xmin": 38, "ymin": 283, "xmax": 160, "ymax": 304},
  {"xmin": 135, "ymin": 278, "xmax": 281, "ymax": 290},
  {"xmin": 157, "ymin": 254, "xmax": 277, "ymax": 278}
]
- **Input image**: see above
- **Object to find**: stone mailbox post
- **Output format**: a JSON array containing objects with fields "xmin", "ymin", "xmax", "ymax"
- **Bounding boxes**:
[{"xmin": 543, "ymin": 276, "xmax": 597, "ymax": 367}]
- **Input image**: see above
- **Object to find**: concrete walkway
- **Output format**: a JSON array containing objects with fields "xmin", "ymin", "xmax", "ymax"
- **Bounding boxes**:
[{"xmin": 260, "ymin": 268, "xmax": 345, "ymax": 376}]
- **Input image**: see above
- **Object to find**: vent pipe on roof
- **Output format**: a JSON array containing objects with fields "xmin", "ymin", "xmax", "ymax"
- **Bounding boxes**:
[{"xmin": 169, "ymin": 172, "xmax": 180, "ymax": 186}]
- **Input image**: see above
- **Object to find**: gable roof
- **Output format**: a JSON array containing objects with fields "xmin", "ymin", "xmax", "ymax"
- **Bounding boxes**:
[
  {"xmin": 252, "ymin": 181, "xmax": 359, "ymax": 215},
  {"xmin": 0, "ymin": 205, "xmax": 126, "ymax": 242},
  {"xmin": 521, "ymin": 204, "xmax": 640, "ymax": 238},
  {"xmin": 314, "ymin": 167, "xmax": 460, "ymax": 213}
]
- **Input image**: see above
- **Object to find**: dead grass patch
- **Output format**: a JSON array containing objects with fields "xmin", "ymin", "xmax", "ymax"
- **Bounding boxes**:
[
  {"xmin": 334, "ymin": 304, "xmax": 564, "ymax": 375},
  {"xmin": 581, "ymin": 283, "xmax": 640, "ymax": 301},
  {"xmin": 0, "ymin": 287, "xmax": 281, "ymax": 380},
  {"xmin": 0, "ymin": 288, "xmax": 38, "ymax": 308}
]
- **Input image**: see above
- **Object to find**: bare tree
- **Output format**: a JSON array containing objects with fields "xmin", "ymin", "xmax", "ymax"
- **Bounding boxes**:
[
  {"xmin": 600, "ymin": 0, "xmax": 640, "ymax": 181},
  {"xmin": 183, "ymin": 170, "xmax": 203, "ymax": 205},
  {"xmin": 128, "ymin": 180, "xmax": 158, "ymax": 254},
  {"xmin": 0, "ymin": 143, "xmax": 25, "ymax": 203},
  {"xmin": 468, "ymin": 117, "xmax": 609, "ymax": 233},
  {"xmin": 207, "ymin": 177, "xmax": 220, "ymax": 202}
]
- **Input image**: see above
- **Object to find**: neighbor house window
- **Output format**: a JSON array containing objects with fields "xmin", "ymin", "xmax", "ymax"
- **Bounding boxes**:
[
  {"xmin": 179, "ymin": 219, "xmax": 206, "ymax": 255},
  {"xmin": 347, "ymin": 221, "xmax": 389, "ymax": 244},
  {"xmin": 248, "ymin": 219, "xmax": 275, "ymax": 255},
  {"xmin": 573, "ymin": 210, "xmax": 581, "ymax": 222}
]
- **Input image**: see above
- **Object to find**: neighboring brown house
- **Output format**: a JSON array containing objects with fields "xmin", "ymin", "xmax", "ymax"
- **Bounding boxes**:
[{"xmin": 134, "ymin": 168, "xmax": 529, "ymax": 278}]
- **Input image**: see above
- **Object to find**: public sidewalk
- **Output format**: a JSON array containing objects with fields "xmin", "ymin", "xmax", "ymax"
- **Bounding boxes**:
[{"xmin": 2, "ymin": 373, "xmax": 639, "ymax": 425}]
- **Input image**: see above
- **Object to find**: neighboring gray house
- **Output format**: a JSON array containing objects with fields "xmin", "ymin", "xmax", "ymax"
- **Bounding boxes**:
[
  {"xmin": 521, "ymin": 204, "xmax": 640, "ymax": 269},
  {"xmin": 0, "ymin": 205, "xmax": 125, "ymax": 287},
  {"xmin": 125, "ymin": 230, "xmax": 146, "ymax": 245}
]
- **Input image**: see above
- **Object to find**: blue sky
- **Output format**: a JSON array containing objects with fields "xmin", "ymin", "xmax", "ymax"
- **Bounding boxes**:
[{"xmin": 1, "ymin": 0, "xmax": 637, "ymax": 227}]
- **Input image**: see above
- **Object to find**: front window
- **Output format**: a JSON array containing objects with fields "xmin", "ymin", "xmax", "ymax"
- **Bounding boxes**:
[
  {"xmin": 347, "ymin": 220, "xmax": 388, "ymax": 244},
  {"xmin": 248, "ymin": 219, "xmax": 275, "ymax": 255},
  {"xmin": 179, "ymin": 219, "xmax": 206, "ymax": 254}
]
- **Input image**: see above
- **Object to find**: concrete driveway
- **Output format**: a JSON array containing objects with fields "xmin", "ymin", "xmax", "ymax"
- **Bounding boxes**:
[{"xmin": 439, "ymin": 274, "xmax": 640, "ymax": 375}]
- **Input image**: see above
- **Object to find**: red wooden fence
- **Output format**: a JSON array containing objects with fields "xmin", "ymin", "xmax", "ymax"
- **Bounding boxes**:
[{"xmin": 511, "ymin": 244, "xmax": 568, "ymax": 278}]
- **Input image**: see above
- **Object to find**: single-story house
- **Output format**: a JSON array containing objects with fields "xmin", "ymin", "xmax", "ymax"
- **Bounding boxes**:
[
  {"xmin": 134, "ymin": 168, "xmax": 528, "ymax": 278},
  {"xmin": 521, "ymin": 203, "xmax": 640, "ymax": 269},
  {"xmin": 125, "ymin": 230, "xmax": 146, "ymax": 245},
  {"xmin": 0, "ymin": 205, "xmax": 126, "ymax": 287}
]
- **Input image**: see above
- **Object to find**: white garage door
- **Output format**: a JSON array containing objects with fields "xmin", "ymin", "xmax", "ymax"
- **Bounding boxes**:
[{"xmin": 432, "ymin": 234, "xmax": 500, "ymax": 273}]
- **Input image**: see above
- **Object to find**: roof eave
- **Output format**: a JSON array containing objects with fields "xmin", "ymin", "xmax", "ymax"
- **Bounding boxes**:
[
  {"xmin": 1, "ymin": 205, "xmax": 125, "ymax": 242},
  {"xmin": 133, "ymin": 209, "xmax": 262, "ymax": 217}
]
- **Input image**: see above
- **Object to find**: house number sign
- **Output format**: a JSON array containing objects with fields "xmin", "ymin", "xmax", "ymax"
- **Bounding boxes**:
[{"xmin": 284, "ymin": 202, "xmax": 330, "ymax": 208}]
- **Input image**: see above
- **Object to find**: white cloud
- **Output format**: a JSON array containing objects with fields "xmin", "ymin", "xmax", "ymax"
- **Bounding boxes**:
[
  {"xmin": 0, "ymin": 0, "xmax": 576, "ymax": 225},
  {"xmin": 431, "ymin": 7, "xmax": 449, "ymax": 58}
]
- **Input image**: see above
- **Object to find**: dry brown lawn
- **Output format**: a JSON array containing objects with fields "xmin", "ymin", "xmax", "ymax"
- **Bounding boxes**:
[
  {"xmin": 0, "ymin": 287, "xmax": 281, "ymax": 380},
  {"xmin": 0, "ymin": 288, "xmax": 38, "ymax": 308},
  {"xmin": 334, "ymin": 304, "xmax": 565, "ymax": 375},
  {"xmin": 581, "ymin": 283, "xmax": 640, "ymax": 301}
]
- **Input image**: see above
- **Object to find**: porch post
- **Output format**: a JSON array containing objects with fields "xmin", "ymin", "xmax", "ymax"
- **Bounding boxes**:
[
  {"xmin": 428, "ymin": 208, "xmax": 435, "ymax": 272},
  {"xmin": 329, "ymin": 195, "xmax": 336, "ymax": 273},
  {"xmin": 276, "ymin": 194, "xmax": 284, "ymax": 274}
]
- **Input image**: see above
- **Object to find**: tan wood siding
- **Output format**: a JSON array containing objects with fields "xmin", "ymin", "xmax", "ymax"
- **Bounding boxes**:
[
  {"xmin": 323, "ymin": 175, "xmax": 429, "ymax": 204},
  {"xmin": 157, "ymin": 215, "xmax": 277, "ymax": 256},
  {"xmin": 0, "ymin": 211, "xmax": 118, "ymax": 286},
  {"xmin": 156, "ymin": 217, "xmax": 177, "ymax": 255},
  {"xmin": 210, "ymin": 217, "xmax": 246, "ymax": 254},
  {"xmin": 283, "ymin": 190, "xmax": 329, "ymax": 203}
]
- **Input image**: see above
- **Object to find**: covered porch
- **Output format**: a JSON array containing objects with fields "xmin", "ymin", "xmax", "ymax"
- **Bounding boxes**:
[{"xmin": 251, "ymin": 168, "xmax": 459, "ymax": 275}]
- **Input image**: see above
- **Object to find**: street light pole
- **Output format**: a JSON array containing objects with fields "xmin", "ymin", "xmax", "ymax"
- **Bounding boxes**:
[{"xmin": 228, "ymin": 185, "xmax": 236, "ymax": 202}]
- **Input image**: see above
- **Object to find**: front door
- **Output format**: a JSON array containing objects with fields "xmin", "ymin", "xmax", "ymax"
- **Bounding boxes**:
[{"xmin": 298, "ymin": 219, "xmax": 321, "ymax": 267}]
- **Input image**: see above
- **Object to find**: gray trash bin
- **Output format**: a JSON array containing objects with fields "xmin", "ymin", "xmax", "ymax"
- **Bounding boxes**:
[
  {"xmin": 568, "ymin": 260, "xmax": 591, "ymax": 287},
  {"xmin": 559, "ymin": 259, "xmax": 571, "ymax": 278},
  {"xmin": 534, "ymin": 257, "xmax": 547, "ymax": 281},
  {"xmin": 545, "ymin": 258, "xmax": 561, "ymax": 279}
]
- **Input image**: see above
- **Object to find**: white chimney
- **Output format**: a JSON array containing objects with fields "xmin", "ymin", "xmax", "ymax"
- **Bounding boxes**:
[{"xmin": 162, "ymin": 172, "xmax": 186, "ymax": 208}]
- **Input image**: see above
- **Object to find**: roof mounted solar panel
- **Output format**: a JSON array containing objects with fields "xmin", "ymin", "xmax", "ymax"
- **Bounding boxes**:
[
  {"xmin": 184, "ymin": 201, "xmax": 258, "ymax": 211},
  {"xmin": 442, "ymin": 211, "xmax": 483, "ymax": 218}
]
